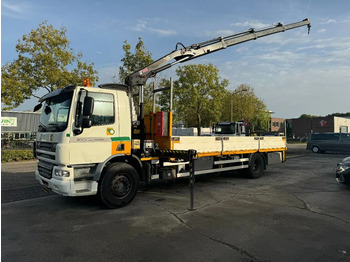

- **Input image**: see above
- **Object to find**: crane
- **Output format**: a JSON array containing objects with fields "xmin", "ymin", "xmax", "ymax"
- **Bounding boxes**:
[
  {"xmin": 124, "ymin": 18, "xmax": 311, "ymax": 141},
  {"xmin": 125, "ymin": 18, "xmax": 311, "ymax": 87}
]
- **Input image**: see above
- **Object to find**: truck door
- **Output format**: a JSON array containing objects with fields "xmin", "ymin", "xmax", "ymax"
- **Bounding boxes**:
[{"xmin": 70, "ymin": 90, "xmax": 128, "ymax": 164}]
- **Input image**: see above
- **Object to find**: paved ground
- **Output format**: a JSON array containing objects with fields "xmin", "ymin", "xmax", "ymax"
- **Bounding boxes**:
[
  {"xmin": 0, "ymin": 144, "xmax": 307, "ymax": 204},
  {"xmin": 1, "ymin": 160, "xmax": 53, "ymax": 203},
  {"xmin": 2, "ymin": 146, "xmax": 350, "ymax": 261}
]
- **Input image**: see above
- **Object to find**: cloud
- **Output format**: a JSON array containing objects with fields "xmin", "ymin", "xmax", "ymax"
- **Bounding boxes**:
[
  {"xmin": 320, "ymin": 19, "xmax": 337, "ymax": 25},
  {"xmin": 218, "ymin": 57, "xmax": 350, "ymax": 118},
  {"xmin": 203, "ymin": 22, "xmax": 310, "ymax": 45},
  {"xmin": 2, "ymin": 0, "xmax": 29, "ymax": 19},
  {"xmin": 2, "ymin": 1, "xmax": 24, "ymax": 13},
  {"xmin": 213, "ymin": 31, "xmax": 350, "ymax": 118},
  {"xmin": 319, "ymin": 17, "xmax": 350, "ymax": 25},
  {"xmin": 231, "ymin": 20, "xmax": 272, "ymax": 29},
  {"xmin": 256, "ymin": 31, "xmax": 311, "ymax": 46},
  {"xmin": 131, "ymin": 19, "xmax": 176, "ymax": 36},
  {"xmin": 96, "ymin": 63, "xmax": 121, "ymax": 85},
  {"xmin": 258, "ymin": 50, "xmax": 303, "ymax": 63},
  {"xmin": 298, "ymin": 37, "xmax": 350, "ymax": 65},
  {"xmin": 204, "ymin": 29, "xmax": 236, "ymax": 38},
  {"xmin": 218, "ymin": 36, "xmax": 350, "ymax": 117}
]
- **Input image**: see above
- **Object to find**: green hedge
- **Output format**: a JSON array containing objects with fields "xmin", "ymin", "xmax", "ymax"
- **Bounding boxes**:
[{"xmin": 1, "ymin": 149, "xmax": 35, "ymax": 162}]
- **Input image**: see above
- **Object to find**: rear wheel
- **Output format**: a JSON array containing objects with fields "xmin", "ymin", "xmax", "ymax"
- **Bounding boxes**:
[
  {"xmin": 247, "ymin": 153, "xmax": 264, "ymax": 179},
  {"xmin": 99, "ymin": 163, "xmax": 139, "ymax": 208}
]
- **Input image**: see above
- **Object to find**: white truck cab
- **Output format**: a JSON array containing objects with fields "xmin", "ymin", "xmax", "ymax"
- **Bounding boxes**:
[{"xmin": 35, "ymin": 84, "xmax": 135, "ymax": 198}]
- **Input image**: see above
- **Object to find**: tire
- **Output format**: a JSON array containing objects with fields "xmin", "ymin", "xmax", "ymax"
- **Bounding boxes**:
[
  {"xmin": 247, "ymin": 153, "xmax": 264, "ymax": 179},
  {"xmin": 99, "ymin": 163, "xmax": 139, "ymax": 208},
  {"xmin": 312, "ymin": 146, "xmax": 320, "ymax": 153}
]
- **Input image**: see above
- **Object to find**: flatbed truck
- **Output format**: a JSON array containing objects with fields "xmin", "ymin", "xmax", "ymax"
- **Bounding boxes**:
[{"xmin": 34, "ymin": 19, "xmax": 311, "ymax": 208}]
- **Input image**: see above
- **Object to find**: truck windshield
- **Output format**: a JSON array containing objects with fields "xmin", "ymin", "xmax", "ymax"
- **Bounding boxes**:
[
  {"xmin": 39, "ymin": 91, "xmax": 73, "ymax": 132},
  {"xmin": 215, "ymin": 123, "xmax": 235, "ymax": 134}
]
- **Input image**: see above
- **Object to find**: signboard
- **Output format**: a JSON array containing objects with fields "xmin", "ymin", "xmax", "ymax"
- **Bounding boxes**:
[
  {"xmin": 1, "ymin": 117, "xmax": 17, "ymax": 127},
  {"xmin": 319, "ymin": 120, "xmax": 328, "ymax": 127}
]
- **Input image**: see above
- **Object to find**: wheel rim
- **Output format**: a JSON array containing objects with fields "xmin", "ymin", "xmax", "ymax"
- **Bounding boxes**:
[
  {"xmin": 312, "ymin": 146, "xmax": 319, "ymax": 153},
  {"xmin": 110, "ymin": 174, "xmax": 131, "ymax": 198}
]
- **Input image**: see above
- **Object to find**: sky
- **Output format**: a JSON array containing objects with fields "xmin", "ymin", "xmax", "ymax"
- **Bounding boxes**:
[{"xmin": 1, "ymin": 0, "xmax": 350, "ymax": 118}]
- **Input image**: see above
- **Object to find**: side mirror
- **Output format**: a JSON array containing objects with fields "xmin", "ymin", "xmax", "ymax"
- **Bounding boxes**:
[
  {"xmin": 33, "ymin": 103, "xmax": 42, "ymax": 112},
  {"xmin": 83, "ymin": 96, "xmax": 94, "ymax": 116},
  {"xmin": 73, "ymin": 96, "xmax": 94, "ymax": 136}
]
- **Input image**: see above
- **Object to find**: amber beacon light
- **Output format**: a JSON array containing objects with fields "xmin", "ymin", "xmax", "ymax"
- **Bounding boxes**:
[{"xmin": 83, "ymin": 78, "xmax": 91, "ymax": 87}]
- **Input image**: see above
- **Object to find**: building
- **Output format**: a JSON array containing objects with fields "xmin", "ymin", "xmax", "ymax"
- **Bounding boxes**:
[
  {"xmin": 1, "ymin": 111, "xmax": 41, "ymax": 148},
  {"xmin": 270, "ymin": 117, "xmax": 286, "ymax": 135},
  {"xmin": 286, "ymin": 116, "xmax": 350, "ymax": 140}
]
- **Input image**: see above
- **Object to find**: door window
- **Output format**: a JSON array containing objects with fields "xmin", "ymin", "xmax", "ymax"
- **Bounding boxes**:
[{"xmin": 89, "ymin": 93, "xmax": 115, "ymax": 126}]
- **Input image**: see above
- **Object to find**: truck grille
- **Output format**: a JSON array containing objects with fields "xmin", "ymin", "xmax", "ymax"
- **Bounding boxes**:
[
  {"xmin": 36, "ymin": 142, "xmax": 57, "ymax": 179},
  {"xmin": 36, "ymin": 142, "xmax": 56, "ymax": 161},
  {"xmin": 37, "ymin": 152, "xmax": 56, "ymax": 160},
  {"xmin": 38, "ymin": 160, "xmax": 55, "ymax": 179},
  {"xmin": 37, "ymin": 142, "xmax": 57, "ymax": 152}
]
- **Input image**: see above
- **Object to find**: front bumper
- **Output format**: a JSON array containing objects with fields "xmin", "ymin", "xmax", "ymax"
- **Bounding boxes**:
[
  {"xmin": 35, "ymin": 170, "xmax": 98, "ymax": 196},
  {"xmin": 336, "ymin": 166, "xmax": 350, "ymax": 186}
]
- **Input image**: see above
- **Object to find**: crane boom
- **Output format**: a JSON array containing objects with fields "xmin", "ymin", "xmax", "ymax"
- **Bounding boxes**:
[{"xmin": 125, "ymin": 18, "xmax": 311, "ymax": 87}]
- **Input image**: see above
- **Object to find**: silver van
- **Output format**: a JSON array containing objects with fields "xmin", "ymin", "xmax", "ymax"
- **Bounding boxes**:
[{"xmin": 306, "ymin": 133, "xmax": 350, "ymax": 153}]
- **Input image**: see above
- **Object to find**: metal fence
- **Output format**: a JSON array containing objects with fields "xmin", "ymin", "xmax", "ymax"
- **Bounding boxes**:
[
  {"xmin": 1, "ymin": 138, "xmax": 34, "ymax": 150},
  {"xmin": 1, "ymin": 132, "xmax": 36, "ymax": 150}
]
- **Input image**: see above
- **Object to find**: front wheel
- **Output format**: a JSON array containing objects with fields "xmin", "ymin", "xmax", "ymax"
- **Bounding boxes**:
[{"xmin": 99, "ymin": 163, "xmax": 139, "ymax": 208}]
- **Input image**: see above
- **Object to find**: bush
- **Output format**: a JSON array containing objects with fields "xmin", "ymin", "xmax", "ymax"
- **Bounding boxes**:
[{"xmin": 1, "ymin": 149, "xmax": 34, "ymax": 162}]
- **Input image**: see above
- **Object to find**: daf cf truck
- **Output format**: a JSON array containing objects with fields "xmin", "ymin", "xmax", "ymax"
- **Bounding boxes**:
[{"xmin": 34, "ymin": 19, "xmax": 311, "ymax": 208}]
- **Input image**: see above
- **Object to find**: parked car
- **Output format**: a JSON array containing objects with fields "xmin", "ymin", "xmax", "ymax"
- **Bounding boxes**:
[
  {"xmin": 306, "ymin": 132, "xmax": 350, "ymax": 153},
  {"xmin": 336, "ymin": 156, "xmax": 350, "ymax": 186}
]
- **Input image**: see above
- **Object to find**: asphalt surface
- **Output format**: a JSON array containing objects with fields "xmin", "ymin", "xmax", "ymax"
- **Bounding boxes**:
[
  {"xmin": 2, "ymin": 145, "xmax": 350, "ymax": 261},
  {"xmin": 0, "ymin": 144, "xmax": 307, "ymax": 204},
  {"xmin": 1, "ymin": 160, "xmax": 53, "ymax": 203}
]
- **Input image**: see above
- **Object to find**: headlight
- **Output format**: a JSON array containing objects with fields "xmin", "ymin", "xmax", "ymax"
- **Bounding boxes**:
[
  {"xmin": 337, "ymin": 165, "xmax": 350, "ymax": 173},
  {"xmin": 54, "ymin": 169, "xmax": 70, "ymax": 177}
]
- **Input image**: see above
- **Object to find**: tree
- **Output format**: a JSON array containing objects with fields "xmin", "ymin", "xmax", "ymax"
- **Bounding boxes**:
[
  {"xmin": 299, "ymin": 112, "xmax": 350, "ymax": 118},
  {"xmin": 1, "ymin": 21, "xmax": 98, "ymax": 110},
  {"xmin": 222, "ymin": 84, "xmax": 269, "ymax": 132},
  {"xmin": 299, "ymin": 114, "xmax": 320, "ymax": 118},
  {"xmin": 157, "ymin": 78, "xmax": 172, "ymax": 111},
  {"xmin": 173, "ymin": 64, "xmax": 228, "ymax": 135},
  {"xmin": 118, "ymin": 37, "xmax": 155, "ymax": 114},
  {"xmin": 118, "ymin": 37, "xmax": 153, "ymax": 83},
  {"xmin": 329, "ymin": 112, "xmax": 350, "ymax": 117}
]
